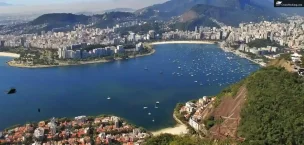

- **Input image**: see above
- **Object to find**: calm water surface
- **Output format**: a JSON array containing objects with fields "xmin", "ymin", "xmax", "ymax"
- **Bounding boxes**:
[{"xmin": 0, "ymin": 44, "xmax": 260, "ymax": 130}]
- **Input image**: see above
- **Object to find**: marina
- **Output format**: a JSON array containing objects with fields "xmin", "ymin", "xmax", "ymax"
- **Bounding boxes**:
[{"xmin": 0, "ymin": 43, "xmax": 259, "ymax": 131}]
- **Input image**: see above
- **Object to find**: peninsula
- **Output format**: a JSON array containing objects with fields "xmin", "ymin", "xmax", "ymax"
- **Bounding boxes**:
[{"xmin": 6, "ymin": 43, "xmax": 155, "ymax": 68}]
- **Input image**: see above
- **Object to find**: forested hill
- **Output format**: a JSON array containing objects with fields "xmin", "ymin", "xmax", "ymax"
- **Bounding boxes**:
[
  {"xmin": 238, "ymin": 67, "xmax": 304, "ymax": 144},
  {"xmin": 145, "ymin": 67, "xmax": 304, "ymax": 145}
]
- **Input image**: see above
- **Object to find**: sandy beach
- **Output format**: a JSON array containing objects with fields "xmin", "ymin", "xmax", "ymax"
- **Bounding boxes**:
[
  {"xmin": 152, "ymin": 124, "xmax": 188, "ymax": 136},
  {"xmin": 0, "ymin": 52, "xmax": 20, "ymax": 58},
  {"xmin": 151, "ymin": 40, "xmax": 216, "ymax": 45}
]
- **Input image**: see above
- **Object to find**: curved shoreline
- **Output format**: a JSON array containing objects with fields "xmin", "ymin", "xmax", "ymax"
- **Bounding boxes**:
[
  {"xmin": 151, "ymin": 113, "xmax": 188, "ymax": 136},
  {"xmin": 150, "ymin": 40, "xmax": 216, "ymax": 45},
  {"xmin": 6, "ymin": 49, "xmax": 156, "ymax": 68}
]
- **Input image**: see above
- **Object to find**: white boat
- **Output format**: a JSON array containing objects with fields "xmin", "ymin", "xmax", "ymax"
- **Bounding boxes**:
[
  {"xmin": 152, "ymin": 119, "xmax": 155, "ymax": 122},
  {"xmin": 107, "ymin": 97, "xmax": 111, "ymax": 100},
  {"xmin": 148, "ymin": 113, "xmax": 151, "ymax": 115},
  {"xmin": 143, "ymin": 107, "xmax": 148, "ymax": 109},
  {"xmin": 156, "ymin": 101, "xmax": 160, "ymax": 104},
  {"xmin": 194, "ymin": 81, "xmax": 198, "ymax": 83}
]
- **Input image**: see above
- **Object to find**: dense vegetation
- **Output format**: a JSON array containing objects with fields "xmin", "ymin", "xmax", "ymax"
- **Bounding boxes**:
[
  {"xmin": 238, "ymin": 67, "xmax": 304, "ymax": 144},
  {"xmin": 117, "ymin": 22, "xmax": 164, "ymax": 34},
  {"xmin": 247, "ymin": 39, "xmax": 283, "ymax": 48},
  {"xmin": 144, "ymin": 133, "xmax": 234, "ymax": 145},
  {"xmin": 31, "ymin": 13, "xmax": 90, "ymax": 26},
  {"xmin": 171, "ymin": 17, "xmax": 219, "ymax": 31},
  {"xmin": 184, "ymin": 3, "xmax": 279, "ymax": 27}
]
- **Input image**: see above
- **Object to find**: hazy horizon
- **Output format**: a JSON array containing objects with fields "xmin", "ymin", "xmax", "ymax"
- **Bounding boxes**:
[{"xmin": 0, "ymin": 0, "xmax": 168, "ymax": 15}]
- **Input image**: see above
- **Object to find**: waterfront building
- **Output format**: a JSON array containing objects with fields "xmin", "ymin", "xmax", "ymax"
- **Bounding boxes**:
[
  {"xmin": 34, "ymin": 127, "xmax": 45, "ymax": 140},
  {"xmin": 48, "ymin": 117, "xmax": 57, "ymax": 135},
  {"xmin": 189, "ymin": 117, "xmax": 201, "ymax": 130},
  {"xmin": 136, "ymin": 43, "xmax": 143, "ymax": 51},
  {"xmin": 115, "ymin": 45, "xmax": 125, "ymax": 54},
  {"xmin": 75, "ymin": 116, "xmax": 87, "ymax": 124},
  {"xmin": 148, "ymin": 30, "xmax": 155, "ymax": 39}
]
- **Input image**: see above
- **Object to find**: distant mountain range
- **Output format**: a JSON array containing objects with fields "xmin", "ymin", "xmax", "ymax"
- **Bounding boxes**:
[
  {"xmin": 2, "ymin": 0, "xmax": 302, "ymax": 34},
  {"xmin": 0, "ymin": 2, "xmax": 11, "ymax": 6},
  {"xmin": 75, "ymin": 8, "xmax": 136, "ymax": 16}
]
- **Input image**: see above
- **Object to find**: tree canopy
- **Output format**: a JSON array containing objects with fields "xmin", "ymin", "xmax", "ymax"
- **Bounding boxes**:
[{"xmin": 238, "ymin": 67, "xmax": 304, "ymax": 145}]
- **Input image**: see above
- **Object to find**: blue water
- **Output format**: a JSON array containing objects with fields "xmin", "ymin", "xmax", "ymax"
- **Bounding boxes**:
[{"xmin": 0, "ymin": 44, "xmax": 260, "ymax": 130}]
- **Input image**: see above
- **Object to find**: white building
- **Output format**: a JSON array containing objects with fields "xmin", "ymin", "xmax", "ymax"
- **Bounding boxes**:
[
  {"xmin": 291, "ymin": 53, "xmax": 302, "ymax": 62},
  {"xmin": 198, "ymin": 96, "xmax": 209, "ymax": 106},
  {"xmin": 148, "ymin": 30, "xmax": 155, "ymax": 39},
  {"xmin": 75, "ymin": 116, "xmax": 87, "ymax": 124},
  {"xmin": 189, "ymin": 117, "xmax": 201, "ymax": 130},
  {"xmin": 48, "ymin": 117, "xmax": 57, "ymax": 135},
  {"xmin": 115, "ymin": 45, "xmax": 125, "ymax": 54},
  {"xmin": 185, "ymin": 102, "xmax": 195, "ymax": 113},
  {"xmin": 136, "ymin": 42, "xmax": 143, "ymax": 51},
  {"xmin": 34, "ymin": 127, "xmax": 45, "ymax": 140}
]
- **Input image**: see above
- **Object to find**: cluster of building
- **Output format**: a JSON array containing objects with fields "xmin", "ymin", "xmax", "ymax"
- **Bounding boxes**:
[
  {"xmin": 238, "ymin": 44, "xmax": 279, "ymax": 56},
  {"xmin": 162, "ymin": 26, "xmax": 227, "ymax": 40},
  {"xmin": 0, "ymin": 115, "xmax": 150, "ymax": 145},
  {"xmin": 57, "ymin": 43, "xmax": 144, "ymax": 59},
  {"xmin": 225, "ymin": 16, "xmax": 304, "ymax": 49},
  {"xmin": 179, "ymin": 96, "xmax": 215, "ymax": 130},
  {"xmin": 0, "ymin": 24, "xmax": 156, "ymax": 50}
]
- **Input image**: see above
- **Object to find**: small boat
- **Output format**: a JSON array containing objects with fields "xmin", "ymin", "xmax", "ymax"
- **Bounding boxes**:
[
  {"xmin": 143, "ymin": 107, "xmax": 148, "ymax": 109},
  {"xmin": 7, "ymin": 88, "xmax": 16, "ymax": 94},
  {"xmin": 194, "ymin": 81, "xmax": 198, "ymax": 83},
  {"xmin": 144, "ymin": 67, "xmax": 148, "ymax": 70},
  {"xmin": 107, "ymin": 97, "xmax": 111, "ymax": 100},
  {"xmin": 156, "ymin": 101, "xmax": 160, "ymax": 104},
  {"xmin": 148, "ymin": 113, "xmax": 151, "ymax": 115},
  {"xmin": 152, "ymin": 119, "xmax": 155, "ymax": 122},
  {"xmin": 200, "ymin": 83, "xmax": 203, "ymax": 86}
]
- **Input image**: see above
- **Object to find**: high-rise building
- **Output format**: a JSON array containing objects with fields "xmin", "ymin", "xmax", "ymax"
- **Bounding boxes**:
[
  {"xmin": 21, "ymin": 37, "xmax": 26, "ymax": 47},
  {"xmin": 115, "ymin": 45, "xmax": 125, "ymax": 54},
  {"xmin": 148, "ymin": 30, "xmax": 155, "ymax": 39},
  {"xmin": 0, "ymin": 40, "xmax": 5, "ymax": 48},
  {"xmin": 48, "ymin": 117, "xmax": 57, "ymax": 135}
]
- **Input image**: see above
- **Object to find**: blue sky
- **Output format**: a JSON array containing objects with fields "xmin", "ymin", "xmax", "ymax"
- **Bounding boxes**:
[{"xmin": 1, "ymin": 0, "xmax": 105, "ymax": 5}]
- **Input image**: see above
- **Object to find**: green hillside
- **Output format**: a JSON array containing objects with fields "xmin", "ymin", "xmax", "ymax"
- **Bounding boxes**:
[{"xmin": 146, "ymin": 67, "xmax": 304, "ymax": 145}]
